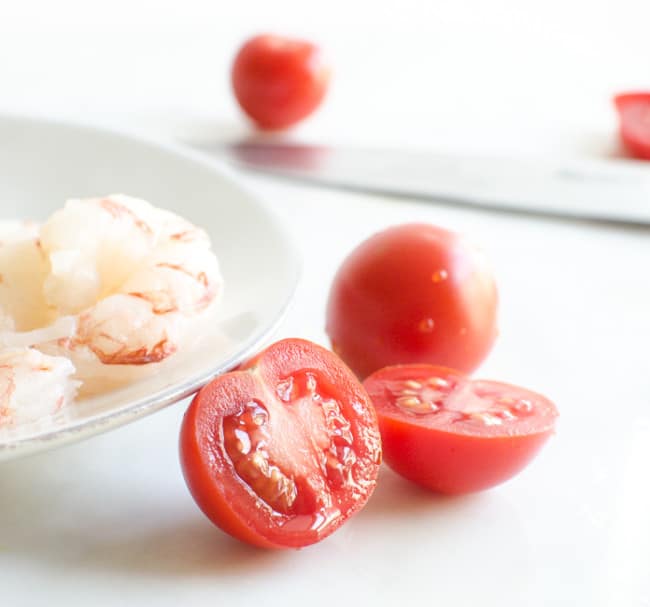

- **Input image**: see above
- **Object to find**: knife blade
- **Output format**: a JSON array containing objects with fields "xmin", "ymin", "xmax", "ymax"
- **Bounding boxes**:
[{"xmin": 198, "ymin": 141, "xmax": 650, "ymax": 227}]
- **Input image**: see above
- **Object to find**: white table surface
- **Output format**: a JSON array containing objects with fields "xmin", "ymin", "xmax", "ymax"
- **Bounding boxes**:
[{"xmin": 1, "ymin": 2, "xmax": 650, "ymax": 605}]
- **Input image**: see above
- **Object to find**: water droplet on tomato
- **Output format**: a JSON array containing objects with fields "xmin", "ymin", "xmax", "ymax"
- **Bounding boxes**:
[
  {"xmin": 431, "ymin": 269, "xmax": 448, "ymax": 283},
  {"xmin": 279, "ymin": 506, "xmax": 341, "ymax": 533}
]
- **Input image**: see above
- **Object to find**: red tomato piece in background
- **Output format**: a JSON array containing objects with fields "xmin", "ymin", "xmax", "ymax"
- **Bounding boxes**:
[
  {"xmin": 614, "ymin": 92, "xmax": 650, "ymax": 160},
  {"xmin": 364, "ymin": 365, "xmax": 558, "ymax": 495},
  {"xmin": 231, "ymin": 34, "xmax": 330, "ymax": 130},
  {"xmin": 179, "ymin": 338, "xmax": 381, "ymax": 549},
  {"xmin": 326, "ymin": 223, "xmax": 498, "ymax": 379}
]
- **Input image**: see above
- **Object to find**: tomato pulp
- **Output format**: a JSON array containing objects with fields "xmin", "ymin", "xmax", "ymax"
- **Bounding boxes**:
[
  {"xmin": 231, "ymin": 34, "xmax": 330, "ymax": 130},
  {"xmin": 180, "ymin": 338, "xmax": 382, "ymax": 548},
  {"xmin": 614, "ymin": 92, "xmax": 650, "ymax": 160},
  {"xmin": 326, "ymin": 223, "xmax": 498, "ymax": 379},
  {"xmin": 364, "ymin": 365, "xmax": 558, "ymax": 494}
]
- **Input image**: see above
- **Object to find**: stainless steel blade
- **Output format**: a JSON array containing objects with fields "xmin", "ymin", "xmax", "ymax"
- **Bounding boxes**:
[{"xmin": 199, "ymin": 141, "xmax": 650, "ymax": 227}]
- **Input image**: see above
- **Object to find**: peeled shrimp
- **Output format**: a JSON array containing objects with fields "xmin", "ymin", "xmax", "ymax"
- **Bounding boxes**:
[
  {"xmin": 0, "ymin": 194, "xmax": 223, "ymax": 397},
  {"xmin": 0, "ymin": 221, "xmax": 55, "ymax": 331},
  {"xmin": 0, "ymin": 347, "xmax": 78, "ymax": 428},
  {"xmin": 0, "ymin": 220, "xmax": 39, "ymax": 241}
]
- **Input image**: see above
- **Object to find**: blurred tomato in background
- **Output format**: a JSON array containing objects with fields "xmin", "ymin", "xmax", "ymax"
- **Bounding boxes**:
[{"xmin": 231, "ymin": 34, "xmax": 330, "ymax": 130}]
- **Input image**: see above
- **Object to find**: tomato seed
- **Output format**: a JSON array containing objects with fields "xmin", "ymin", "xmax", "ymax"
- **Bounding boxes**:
[
  {"xmin": 468, "ymin": 412, "xmax": 503, "ymax": 426},
  {"xmin": 403, "ymin": 380, "xmax": 422, "ymax": 390},
  {"xmin": 397, "ymin": 395, "xmax": 421, "ymax": 407},
  {"xmin": 513, "ymin": 399, "xmax": 534, "ymax": 414},
  {"xmin": 252, "ymin": 412, "xmax": 267, "ymax": 426},
  {"xmin": 276, "ymin": 378, "xmax": 294, "ymax": 402},
  {"xmin": 306, "ymin": 373, "xmax": 317, "ymax": 393},
  {"xmin": 396, "ymin": 394, "xmax": 442, "ymax": 415},
  {"xmin": 496, "ymin": 409, "xmax": 516, "ymax": 421},
  {"xmin": 426, "ymin": 377, "xmax": 449, "ymax": 388}
]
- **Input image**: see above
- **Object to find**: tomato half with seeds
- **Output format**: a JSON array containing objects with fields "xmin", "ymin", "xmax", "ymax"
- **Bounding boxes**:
[
  {"xmin": 364, "ymin": 365, "xmax": 558, "ymax": 495},
  {"xmin": 614, "ymin": 92, "xmax": 650, "ymax": 160},
  {"xmin": 180, "ymin": 338, "xmax": 382, "ymax": 549},
  {"xmin": 326, "ymin": 223, "xmax": 498, "ymax": 379}
]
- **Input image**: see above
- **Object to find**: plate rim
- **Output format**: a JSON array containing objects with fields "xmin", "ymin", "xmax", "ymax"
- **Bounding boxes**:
[{"xmin": 0, "ymin": 112, "xmax": 301, "ymax": 461}]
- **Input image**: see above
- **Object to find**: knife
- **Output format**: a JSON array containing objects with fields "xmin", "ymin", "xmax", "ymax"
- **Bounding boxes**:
[{"xmin": 197, "ymin": 141, "xmax": 650, "ymax": 227}]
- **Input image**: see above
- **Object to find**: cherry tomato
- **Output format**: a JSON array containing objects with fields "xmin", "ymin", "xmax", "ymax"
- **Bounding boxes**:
[
  {"xmin": 231, "ymin": 34, "xmax": 330, "ymax": 130},
  {"xmin": 179, "ymin": 338, "xmax": 381, "ymax": 549},
  {"xmin": 326, "ymin": 223, "xmax": 498, "ymax": 379},
  {"xmin": 614, "ymin": 92, "xmax": 650, "ymax": 160},
  {"xmin": 364, "ymin": 365, "xmax": 558, "ymax": 494}
]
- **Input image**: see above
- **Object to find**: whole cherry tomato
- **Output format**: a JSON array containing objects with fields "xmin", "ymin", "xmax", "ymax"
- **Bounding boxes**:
[
  {"xmin": 326, "ymin": 223, "xmax": 498, "ymax": 379},
  {"xmin": 232, "ymin": 34, "xmax": 330, "ymax": 130}
]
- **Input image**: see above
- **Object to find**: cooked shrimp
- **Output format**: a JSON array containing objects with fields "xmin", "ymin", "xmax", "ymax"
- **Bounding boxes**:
[
  {"xmin": 29, "ymin": 195, "xmax": 223, "ymax": 394},
  {"xmin": 0, "ymin": 221, "xmax": 55, "ymax": 331},
  {"xmin": 0, "ymin": 347, "xmax": 78, "ymax": 428},
  {"xmin": 0, "ymin": 220, "xmax": 39, "ymax": 241}
]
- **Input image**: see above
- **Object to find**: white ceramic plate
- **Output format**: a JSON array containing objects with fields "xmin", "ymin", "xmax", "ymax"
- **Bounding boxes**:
[{"xmin": 0, "ymin": 114, "xmax": 300, "ymax": 461}]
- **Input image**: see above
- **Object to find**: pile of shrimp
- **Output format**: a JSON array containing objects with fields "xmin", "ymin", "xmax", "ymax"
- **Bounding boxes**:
[{"xmin": 0, "ymin": 195, "xmax": 223, "ymax": 428}]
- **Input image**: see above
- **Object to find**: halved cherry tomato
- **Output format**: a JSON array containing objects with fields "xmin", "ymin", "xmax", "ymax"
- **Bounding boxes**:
[
  {"xmin": 364, "ymin": 365, "xmax": 558, "ymax": 494},
  {"xmin": 326, "ymin": 223, "xmax": 498, "ymax": 379},
  {"xmin": 614, "ymin": 92, "xmax": 650, "ymax": 160},
  {"xmin": 231, "ymin": 34, "xmax": 330, "ymax": 130},
  {"xmin": 179, "ymin": 338, "xmax": 381, "ymax": 549}
]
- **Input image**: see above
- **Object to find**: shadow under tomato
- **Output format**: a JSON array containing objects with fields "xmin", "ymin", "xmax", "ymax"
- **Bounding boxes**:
[
  {"xmin": 74, "ymin": 519, "xmax": 287, "ymax": 577},
  {"xmin": 0, "ymin": 447, "xmax": 289, "ymax": 578},
  {"xmin": 569, "ymin": 128, "xmax": 650, "ymax": 163},
  {"xmin": 361, "ymin": 466, "xmax": 476, "ymax": 520}
]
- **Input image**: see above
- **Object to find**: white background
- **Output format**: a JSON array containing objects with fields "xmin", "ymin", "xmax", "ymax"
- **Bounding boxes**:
[{"xmin": 1, "ymin": 1, "xmax": 650, "ymax": 605}]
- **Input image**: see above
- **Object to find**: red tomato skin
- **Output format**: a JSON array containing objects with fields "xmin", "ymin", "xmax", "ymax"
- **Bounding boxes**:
[
  {"xmin": 326, "ymin": 224, "xmax": 498, "ymax": 379},
  {"xmin": 179, "ymin": 372, "xmax": 279, "ymax": 549},
  {"xmin": 364, "ymin": 364, "xmax": 557, "ymax": 495},
  {"xmin": 614, "ymin": 92, "xmax": 650, "ymax": 160},
  {"xmin": 377, "ymin": 415, "xmax": 553, "ymax": 495},
  {"xmin": 179, "ymin": 338, "xmax": 382, "ymax": 549},
  {"xmin": 232, "ymin": 34, "xmax": 330, "ymax": 130}
]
